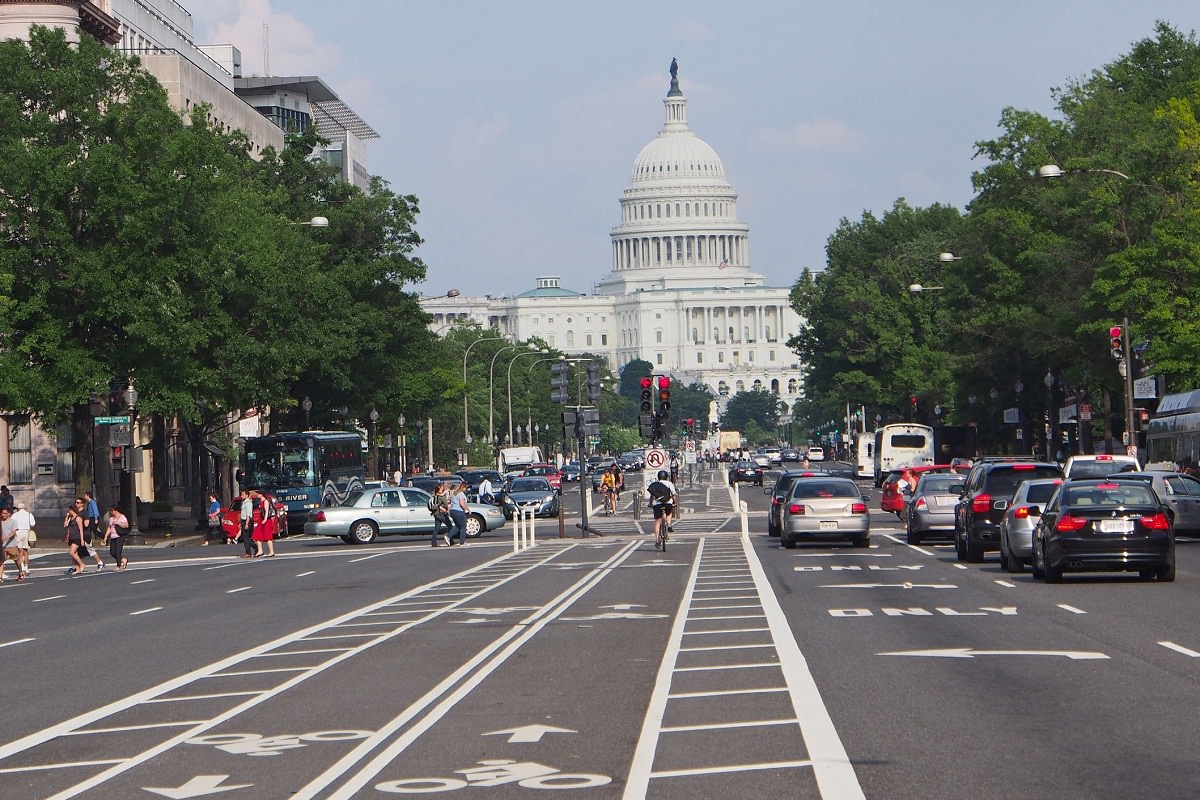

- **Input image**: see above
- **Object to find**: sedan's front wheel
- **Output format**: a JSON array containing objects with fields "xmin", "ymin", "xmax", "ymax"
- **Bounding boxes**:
[
  {"xmin": 465, "ymin": 514, "xmax": 484, "ymax": 538},
  {"xmin": 348, "ymin": 520, "xmax": 378, "ymax": 545}
]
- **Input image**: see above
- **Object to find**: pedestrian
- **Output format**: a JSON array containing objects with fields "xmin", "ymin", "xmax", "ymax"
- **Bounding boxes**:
[
  {"xmin": 0, "ymin": 485, "xmax": 15, "ymax": 515},
  {"xmin": 10, "ymin": 502, "xmax": 34, "ymax": 578},
  {"xmin": 81, "ymin": 492, "xmax": 105, "ymax": 570},
  {"xmin": 238, "ymin": 490, "xmax": 255, "ymax": 559},
  {"xmin": 251, "ymin": 490, "xmax": 276, "ymax": 557},
  {"xmin": 104, "ymin": 504, "xmax": 130, "ymax": 570},
  {"xmin": 429, "ymin": 482, "xmax": 452, "ymax": 547},
  {"xmin": 0, "ymin": 508, "xmax": 21, "ymax": 582},
  {"xmin": 477, "ymin": 475, "xmax": 496, "ymax": 505},
  {"xmin": 447, "ymin": 482, "xmax": 470, "ymax": 546},
  {"xmin": 204, "ymin": 493, "xmax": 222, "ymax": 546},
  {"xmin": 63, "ymin": 498, "xmax": 88, "ymax": 575}
]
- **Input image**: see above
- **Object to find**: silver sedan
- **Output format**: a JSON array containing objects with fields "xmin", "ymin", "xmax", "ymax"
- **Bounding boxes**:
[
  {"xmin": 780, "ymin": 477, "xmax": 871, "ymax": 549},
  {"xmin": 999, "ymin": 478, "xmax": 1062, "ymax": 572},
  {"xmin": 905, "ymin": 473, "xmax": 966, "ymax": 545},
  {"xmin": 304, "ymin": 486, "xmax": 507, "ymax": 545}
]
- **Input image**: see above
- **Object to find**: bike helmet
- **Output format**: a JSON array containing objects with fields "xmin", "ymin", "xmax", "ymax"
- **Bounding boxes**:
[{"xmin": 658, "ymin": 470, "xmax": 668, "ymax": 480}]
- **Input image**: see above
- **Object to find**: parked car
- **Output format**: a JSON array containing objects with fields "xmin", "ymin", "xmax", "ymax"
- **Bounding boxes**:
[
  {"xmin": 780, "ymin": 448, "xmax": 801, "ymax": 463},
  {"xmin": 905, "ymin": 472, "xmax": 967, "ymax": 545},
  {"xmin": 304, "ymin": 486, "xmax": 505, "ymax": 544},
  {"xmin": 1030, "ymin": 478, "xmax": 1174, "ymax": 582},
  {"xmin": 729, "ymin": 459, "xmax": 765, "ymax": 486},
  {"xmin": 501, "ymin": 476, "xmax": 560, "ymax": 519},
  {"xmin": 806, "ymin": 446, "xmax": 826, "ymax": 462},
  {"xmin": 522, "ymin": 463, "xmax": 562, "ymax": 492},
  {"xmin": 1061, "ymin": 453, "xmax": 1140, "ymax": 479},
  {"xmin": 999, "ymin": 478, "xmax": 1063, "ymax": 572},
  {"xmin": 1110, "ymin": 470, "xmax": 1200, "ymax": 535},
  {"xmin": 763, "ymin": 470, "xmax": 824, "ymax": 537},
  {"xmin": 560, "ymin": 462, "xmax": 582, "ymax": 483},
  {"xmin": 954, "ymin": 459, "xmax": 1063, "ymax": 562},
  {"xmin": 751, "ymin": 452, "xmax": 772, "ymax": 469},
  {"xmin": 780, "ymin": 477, "xmax": 871, "ymax": 549}
]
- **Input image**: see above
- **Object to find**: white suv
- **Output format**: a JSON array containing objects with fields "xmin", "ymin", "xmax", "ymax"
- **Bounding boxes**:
[
  {"xmin": 806, "ymin": 446, "xmax": 826, "ymax": 462},
  {"xmin": 1062, "ymin": 453, "xmax": 1140, "ymax": 479}
]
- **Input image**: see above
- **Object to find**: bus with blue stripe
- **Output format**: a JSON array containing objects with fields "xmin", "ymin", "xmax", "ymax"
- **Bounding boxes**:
[{"xmin": 238, "ymin": 431, "xmax": 365, "ymax": 531}]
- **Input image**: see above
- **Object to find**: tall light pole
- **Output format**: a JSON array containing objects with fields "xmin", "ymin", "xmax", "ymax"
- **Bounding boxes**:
[
  {"xmin": 123, "ymin": 384, "xmax": 140, "ymax": 537},
  {"xmin": 397, "ymin": 414, "xmax": 406, "ymax": 476},
  {"xmin": 301, "ymin": 395, "xmax": 312, "ymax": 429},
  {"xmin": 1039, "ymin": 163, "xmax": 1137, "ymax": 455},
  {"xmin": 463, "ymin": 334, "xmax": 508, "ymax": 447},
  {"xmin": 508, "ymin": 347, "xmax": 548, "ymax": 444},
  {"xmin": 368, "ymin": 408, "xmax": 380, "ymax": 478},
  {"xmin": 488, "ymin": 343, "xmax": 519, "ymax": 446}
]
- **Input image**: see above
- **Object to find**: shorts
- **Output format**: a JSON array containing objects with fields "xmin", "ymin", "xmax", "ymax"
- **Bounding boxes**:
[
  {"xmin": 11, "ymin": 532, "xmax": 28, "ymax": 549},
  {"xmin": 3, "ymin": 547, "xmax": 18, "ymax": 562},
  {"xmin": 652, "ymin": 503, "xmax": 674, "ymax": 520}
]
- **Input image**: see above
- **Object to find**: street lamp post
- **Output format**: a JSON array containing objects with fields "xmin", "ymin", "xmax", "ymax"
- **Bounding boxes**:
[
  {"xmin": 508, "ymin": 347, "xmax": 548, "ymax": 444},
  {"xmin": 123, "ymin": 384, "xmax": 140, "ymax": 537},
  {"xmin": 301, "ymin": 395, "xmax": 312, "ymax": 429},
  {"xmin": 462, "ymin": 335, "xmax": 508, "ymax": 447},
  {"xmin": 397, "ymin": 414, "xmax": 406, "ymax": 477},
  {"xmin": 488, "ymin": 344, "xmax": 518, "ymax": 448},
  {"xmin": 368, "ymin": 408, "xmax": 380, "ymax": 479}
]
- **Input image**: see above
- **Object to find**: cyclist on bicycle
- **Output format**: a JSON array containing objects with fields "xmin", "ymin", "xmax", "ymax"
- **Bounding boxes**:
[
  {"xmin": 599, "ymin": 465, "xmax": 619, "ymax": 515},
  {"xmin": 645, "ymin": 470, "xmax": 676, "ymax": 548}
]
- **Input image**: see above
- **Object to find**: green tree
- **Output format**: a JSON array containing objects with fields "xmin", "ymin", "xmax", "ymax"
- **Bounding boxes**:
[{"xmin": 721, "ymin": 388, "xmax": 784, "ymax": 439}]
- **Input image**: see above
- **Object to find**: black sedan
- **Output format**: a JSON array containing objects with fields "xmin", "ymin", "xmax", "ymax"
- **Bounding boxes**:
[
  {"xmin": 1030, "ymin": 478, "xmax": 1175, "ymax": 582},
  {"xmin": 729, "ymin": 459, "xmax": 765, "ymax": 486}
]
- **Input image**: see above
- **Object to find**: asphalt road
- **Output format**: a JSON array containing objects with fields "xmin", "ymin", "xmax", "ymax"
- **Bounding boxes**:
[{"xmin": 3, "ymin": 461, "xmax": 1199, "ymax": 798}]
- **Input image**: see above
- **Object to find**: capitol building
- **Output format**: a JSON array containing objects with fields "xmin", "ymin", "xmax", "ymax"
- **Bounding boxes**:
[{"xmin": 422, "ymin": 64, "xmax": 805, "ymax": 410}]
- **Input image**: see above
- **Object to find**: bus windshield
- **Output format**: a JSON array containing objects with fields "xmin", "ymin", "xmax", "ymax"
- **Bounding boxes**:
[{"xmin": 243, "ymin": 443, "xmax": 316, "ymax": 490}]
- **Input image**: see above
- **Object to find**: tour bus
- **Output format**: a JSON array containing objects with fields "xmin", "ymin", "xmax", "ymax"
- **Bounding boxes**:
[
  {"xmin": 872, "ymin": 423, "xmax": 935, "ymax": 486},
  {"xmin": 1146, "ymin": 388, "xmax": 1200, "ymax": 470},
  {"xmin": 854, "ymin": 434, "xmax": 874, "ymax": 479},
  {"xmin": 238, "ymin": 431, "xmax": 366, "ymax": 531}
]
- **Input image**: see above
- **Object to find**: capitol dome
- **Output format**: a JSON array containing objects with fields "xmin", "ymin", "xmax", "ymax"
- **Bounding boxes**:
[{"xmin": 629, "ymin": 130, "xmax": 728, "ymax": 187}]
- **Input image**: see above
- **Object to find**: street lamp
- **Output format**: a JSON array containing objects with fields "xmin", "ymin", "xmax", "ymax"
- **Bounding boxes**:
[
  {"xmin": 291, "ymin": 216, "xmax": 328, "ymax": 227},
  {"xmin": 1038, "ymin": 164, "xmax": 1132, "ymax": 181},
  {"xmin": 397, "ymin": 414, "xmax": 407, "ymax": 477},
  {"xmin": 508, "ymin": 347, "xmax": 549, "ymax": 443},
  {"xmin": 463, "ymin": 334, "xmax": 509, "ymax": 447},
  {"xmin": 908, "ymin": 283, "xmax": 944, "ymax": 294},
  {"xmin": 301, "ymin": 395, "xmax": 312, "ymax": 429},
  {"xmin": 368, "ymin": 408, "xmax": 380, "ymax": 478},
  {"xmin": 488, "ymin": 343, "xmax": 519, "ymax": 447},
  {"xmin": 421, "ymin": 288, "xmax": 461, "ymax": 300},
  {"xmin": 938, "ymin": 252, "xmax": 961, "ymax": 262},
  {"xmin": 123, "ymin": 384, "xmax": 140, "ymax": 537}
]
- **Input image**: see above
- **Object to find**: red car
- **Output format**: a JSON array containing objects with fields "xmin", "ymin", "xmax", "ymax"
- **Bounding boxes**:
[
  {"xmin": 220, "ymin": 493, "xmax": 287, "ymax": 540},
  {"xmin": 880, "ymin": 465, "xmax": 959, "ymax": 516},
  {"xmin": 522, "ymin": 463, "xmax": 562, "ymax": 492}
]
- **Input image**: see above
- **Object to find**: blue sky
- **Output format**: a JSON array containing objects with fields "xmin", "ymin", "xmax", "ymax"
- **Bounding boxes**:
[{"xmin": 192, "ymin": 1, "xmax": 1198, "ymax": 298}]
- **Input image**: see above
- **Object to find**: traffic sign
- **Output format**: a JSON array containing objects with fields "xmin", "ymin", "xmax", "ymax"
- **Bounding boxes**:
[
  {"xmin": 685, "ymin": 440, "xmax": 695, "ymax": 452},
  {"xmin": 94, "ymin": 415, "xmax": 130, "ymax": 425},
  {"xmin": 645, "ymin": 448, "xmax": 668, "ymax": 470}
]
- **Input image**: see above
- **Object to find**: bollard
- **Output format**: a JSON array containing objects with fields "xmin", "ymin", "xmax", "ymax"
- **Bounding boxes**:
[
  {"xmin": 512, "ymin": 508, "xmax": 536, "ymax": 552},
  {"xmin": 739, "ymin": 500, "xmax": 749, "ymax": 536}
]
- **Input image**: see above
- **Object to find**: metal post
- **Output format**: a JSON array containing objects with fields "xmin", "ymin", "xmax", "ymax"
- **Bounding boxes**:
[{"xmin": 1122, "ymin": 315, "xmax": 1137, "ymax": 458}]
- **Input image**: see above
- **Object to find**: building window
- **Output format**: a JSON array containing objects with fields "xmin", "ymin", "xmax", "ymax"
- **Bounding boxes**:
[
  {"xmin": 586, "ymin": 334, "xmax": 593, "ymax": 346},
  {"xmin": 789, "ymin": 379, "xmax": 798, "ymax": 394},
  {"xmin": 549, "ymin": 335, "xmax": 555, "ymax": 346},
  {"xmin": 753, "ymin": 379, "xmax": 763, "ymax": 391},
  {"xmin": 718, "ymin": 352, "xmax": 725, "ymax": 363},
  {"xmin": 656, "ymin": 353, "xmax": 663, "ymax": 365},
  {"xmin": 56, "ymin": 422, "xmax": 74, "ymax": 483},
  {"xmin": 7, "ymin": 416, "xmax": 32, "ymax": 484},
  {"xmin": 601, "ymin": 334, "xmax": 607, "ymax": 345},
  {"xmin": 691, "ymin": 327, "xmax": 699, "ymax": 342},
  {"xmin": 736, "ymin": 380, "xmax": 746, "ymax": 392},
  {"xmin": 566, "ymin": 331, "xmax": 575, "ymax": 347},
  {"xmin": 697, "ymin": 352, "xmax": 703, "ymax": 364},
  {"xmin": 769, "ymin": 350, "xmax": 776, "ymax": 361},
  {"xmin": 749, "ymin": 351, "xmax": 755, "ymax": 362},
  {"xmin": 655, "ymin": 330, "xmax": 663, "ymax": 343}
]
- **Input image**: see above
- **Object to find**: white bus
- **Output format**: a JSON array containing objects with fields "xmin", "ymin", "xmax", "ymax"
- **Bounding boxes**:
[
  {"xmin": 873, "ymin": 423, "xmax": 935, "ymax": 486},
  {"xmin": 854, "ymin": 434, "xmax": 874, "ymax": 479}
]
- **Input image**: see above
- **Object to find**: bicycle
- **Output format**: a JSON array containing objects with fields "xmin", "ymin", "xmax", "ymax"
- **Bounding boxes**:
[{"xmin": 655, "ymin": 520, "xmax": 668, "ymax": 552}]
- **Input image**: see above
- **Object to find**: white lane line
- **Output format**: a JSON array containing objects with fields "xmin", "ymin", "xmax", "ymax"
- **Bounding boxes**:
[
  {"xmin": 300, "ymin": 633, "xmax": 380, "ymax": 641},
  {"xmin": 668, "ymin": 687, "xmax": 788, "ymax": 700},
  {"xmin": 742, "ymin": 531, "xmax": 867, "ymax": 799},
  {"xmin": 1159, "ymin": 641, "xmax": 1200, "ymax": 658},
  {"xmin": 680, "ymin": 643, "xmax": 774, "ymax": 653},
  {"xmin": 226, "ymin": 587, "xmax": 251, "ymax": 594},
  {"xmin": 688, "ymin": 613, "xmax": 766, "ymax": 622},
  {"xmin": 251, "ymin": 647, "xmax": 351, "ymax": 658},
  {"xmin": 650, "ymin": 759, "xmax": 813, "ymax": 779},
  {"xmin": 143, "ymin": 691, "xmax": 260, "ymax": 704},
  {"xmin": 0, "ymin": 759, "xmax": 124, "ymax": 775},
  {"xmin": 205, "ymin": 667, "xmax": 309, "ymax": 678},
  {"xmin": 681, "ymin": 627, "xmax": 771, "ymax": 636},
  {"xmin": 129, "ymin": 607, "xmax": 162, "ymax": 616},
  {"xmin": 129, "ymin": 579, "xmax": 155, "ymax": 585},
  {"xmin": 347, "ymin": 553, "xmax": 386, "ymax": 563},
  {"xmin": 661, "ymin": 718, "xmax": 799, "ymax": 734},
  {"xmin": 63, "ymin": 721, "xmax": 204, "ymax": 736},
  {"xmin": 0, "ymin": 637, "xmax": 35, "ymax": 649},
  {"xmin": 1058, "ymin": 604, "xmax": 1087, "ymax": 615},
  {"xmin": 203, "ymin": 563, "xmax": 244, "ymax": 571},
  {"xmin": 296, "ymin": 571, "xmax": 316, "ymax": 577},
  {"xmin": 674, "ymin": 662, "xmax": 779, "ymax": 673},
  {"xmin": 687, "ymin": 604, "xmax": 761, "ymax": 611},
  {"xmin": 295, "ymin": 542, "xmax": 644, "ymax": 800},
  {"xmin": 953, "ymin": 563, "xmax": 969, "ymax": 570},
  {"xmin": 789, "ymin": 552, "xmax": 892, "ymax": 557},
  {"xmin": 33, "ymin": 595, "xmax": 66, "ymax": 603},
  {"xmin": 691, "ymin": 595, "xmax": 758, "ymax": 603},
  {"xmin": 994, "ymin": 580, "xmax": 1017, "ymax": 588}
]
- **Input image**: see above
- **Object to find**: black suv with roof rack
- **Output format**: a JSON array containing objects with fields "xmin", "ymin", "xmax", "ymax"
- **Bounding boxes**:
[{"xmin": 954, "ymin": 458, "xmax": 1062, "ymax": 562}]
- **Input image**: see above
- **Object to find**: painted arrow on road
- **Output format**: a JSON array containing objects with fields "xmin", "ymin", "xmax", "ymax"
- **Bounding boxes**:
[
  {"xmin": 599, "ymin": 603, "xmax": 646, "ymax": 611},
  {"xmin": 483, "ymin": 724, "xmax": 577, "ymax": 743},
  {"xmin": 821, "ymin": 583, "xmax": 957, "ymax": 589},
  {"xmin": 144, "ymin": 774, "xmax": 253, "ymax": 798},
  {"xmin": 879, "ymin": 648, "xmax": 1109, "ymax": 660}
]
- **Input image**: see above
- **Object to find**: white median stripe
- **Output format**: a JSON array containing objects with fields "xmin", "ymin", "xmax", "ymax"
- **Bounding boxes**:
[
  {"xmin": 225, "ymin": 587, "xmax": 250, "ymax": 594},
  {"xmin": 296, "ymin": 571, "xmax": 315, "ymax": 577},
  {"xmin": 0, "ymin": 637, "xmax": 35, "ymax": 649},
  {"xmin": 1058, "ymin": 604, "xmax": 1087, "ymax": 615}
]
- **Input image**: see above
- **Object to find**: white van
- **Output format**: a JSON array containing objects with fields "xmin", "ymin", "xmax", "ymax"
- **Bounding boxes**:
[{"xmin": 1062, "ymin": 453, "xmax": 1141, "ymax": 479}]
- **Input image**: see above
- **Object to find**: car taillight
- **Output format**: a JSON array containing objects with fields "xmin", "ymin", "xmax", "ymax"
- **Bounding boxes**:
[
  {"xmin": 851, "ymin": 502, "xmax": 868, "ymax": 514},
  {"xmin": 772, "ymin": 497, "xmax": 781, "ymax": 506},
  {"xmin": 1141, "ymin": 512, "xmax": 1171, "ymax": 530},
  {"xmin": 913, "ymin": 498, "xmax": 927, "ymax": 511},
  {"xmin": 1055, "ymin": 514, "xmax": 1088, "ymax": 532},
  {"xmin": 1013, "ymin": 506, "xmax": 1029, "ymax": 519},
  {"xmin": 787, "ymin": 503, "xmax": 805, "ymax": 514},
  {"xmin": 311, "ymin": 511, "xmax": 326, "ymax": 522},
  {"xmin": 972, "ymin": 493, "xmax": 992, "ymax": 513}
]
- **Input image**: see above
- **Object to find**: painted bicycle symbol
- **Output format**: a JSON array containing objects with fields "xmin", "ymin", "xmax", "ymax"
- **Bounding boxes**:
[
  {"xmin": 187, "ymin": 729, "xmax": 371, "ymax": 757},
  {"xmin": 376, "ymin": 759, "xmax": 612, "ymax": 792}
]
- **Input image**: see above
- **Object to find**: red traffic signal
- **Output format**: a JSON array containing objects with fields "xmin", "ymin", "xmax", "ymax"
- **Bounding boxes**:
[
  {"xmin": 657, "ymin": 376, "xmax": 671, "ymax": 390},
  {"xmin": 1109, "ymin": 325, "xmax": 1123, "ymax": 360},
  {"xmin": 640, "ymin": 376, "xmax": 652, "ymax": 389}
]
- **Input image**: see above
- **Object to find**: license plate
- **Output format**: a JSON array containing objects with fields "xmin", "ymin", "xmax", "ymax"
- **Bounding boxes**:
[
  {"xmin": 819, "ymin": 521, "xmax": 838, "ymax": 530},
  {"xmin": 1099, "ymin": 519, "xmax": 1134, "ymax": 533}
]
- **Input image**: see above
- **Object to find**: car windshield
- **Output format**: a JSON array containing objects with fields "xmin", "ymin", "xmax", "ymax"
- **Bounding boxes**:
[
  {"xmin": 1069, "ymin": 461, "xmax": 1130, "ymax": 479},
  {"xmin": 510, "ymin": 479, "xmax": 549, "ymax": 492},
  {"xmin": 1062, "ymin": 483, "xmax": 1157, "ymax": 507},
  {"xmin": 918, "ymin": 476, "xmax": 965, "ymax": 493},
  {"xmin": 526, "ymin": 467, "xmax": 553, "ymax": 475},
  {"xmin": 791, "ymin": 481, "xmax": 858, "ymax": 499},
  {"xmin": 988, "ymin": 468, "xmax": 1061, "ymax": 494}
]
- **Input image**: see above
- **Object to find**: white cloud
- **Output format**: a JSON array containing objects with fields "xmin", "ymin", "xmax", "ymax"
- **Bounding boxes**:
[
  {"xmin": 193, "ymin": 0, "xmax": 341, "ymax": 77},
  {"xmin": 751, "ymin": 117, "xmax": 870, "ymax": 154},
  {"xmin": 671, "ymin": 20, "xmax": 715, "ymax": 42}
]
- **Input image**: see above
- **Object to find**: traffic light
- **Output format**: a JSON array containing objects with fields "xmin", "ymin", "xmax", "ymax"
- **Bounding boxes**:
[
  {"xmin": 686, "ymin": 418, "xmax": 695, "ymax": 436},
  {"xmin": 550, "ymin": 362, "xmax": 570, "ymax": 404},
  {"xmin": 657, "ymin": 376, "xmax": 671, "ymax": 415},
  {"xmin": 586, "ymin": 362, "xmax": 602, "ymax": 404},
  {"xmin": 111, "ymin": 445, "xmax": 127, "ymax": 470},
  {"xmin": 639, "ymin": 414, "xmax": 656, "ymax": 439},
  {"xmin": 639, "ymin": 376, "xmax": 653, "ymax": 413},
  {"xmin": 1109, "ymin": 325, "xmax": 1124, "ymax": 360}
]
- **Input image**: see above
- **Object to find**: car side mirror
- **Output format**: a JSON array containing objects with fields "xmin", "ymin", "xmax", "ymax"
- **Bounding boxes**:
[
  {"xmin": 862, "ymin": 495, "xmax": 871, "ymax": 503},
  {"xmin": 955, "ymin": 485, "xmax": 966, "ymax": 497},
  {"xmin": 763, "ymin": 486, "xmax": 772, "ymax": 496}
]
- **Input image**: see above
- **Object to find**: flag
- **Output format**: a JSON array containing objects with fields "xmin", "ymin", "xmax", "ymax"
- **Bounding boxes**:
[{"xmin": 718, "ymin": 259, "xmax": 729, "ymax": 270}]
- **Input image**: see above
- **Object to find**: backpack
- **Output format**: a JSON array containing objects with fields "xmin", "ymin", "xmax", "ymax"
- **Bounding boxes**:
[
  {"xmin": 427, "ymin": 494, "xmax": 439, "ymax": 514},
  {"xmin": 648, "ymin": 481, "xmax": 673, "ymax": 503}
]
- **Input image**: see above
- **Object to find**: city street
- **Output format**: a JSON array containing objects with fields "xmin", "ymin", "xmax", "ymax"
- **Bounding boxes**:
[{"xmin": 3, "ymin": 464, "xmax": 1200, "ymax": 798}]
